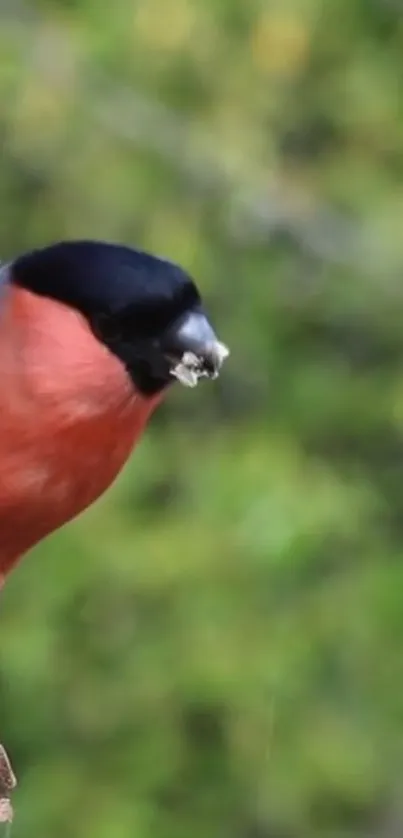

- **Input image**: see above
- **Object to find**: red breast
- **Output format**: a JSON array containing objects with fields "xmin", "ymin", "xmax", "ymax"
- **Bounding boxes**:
[{"xmin": 0, "ymin": 284, "xmax": 161, "ymax": 577}]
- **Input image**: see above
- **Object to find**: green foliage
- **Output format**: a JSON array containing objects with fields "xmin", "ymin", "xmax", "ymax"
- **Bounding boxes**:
[{"xmin": 1, "ymin": 0, "xmax": 403, "ymax": 835}]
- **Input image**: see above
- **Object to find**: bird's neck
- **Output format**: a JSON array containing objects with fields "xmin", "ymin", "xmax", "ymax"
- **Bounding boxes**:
[{"xmin": 0, "ymin": 285, "xmax": 163, "ymax": 580}]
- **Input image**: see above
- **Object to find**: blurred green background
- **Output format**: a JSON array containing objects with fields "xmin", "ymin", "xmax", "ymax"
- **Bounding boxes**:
[{"xmin": 2, "ymin": 0, "xmax": 403, "ymax": 836}]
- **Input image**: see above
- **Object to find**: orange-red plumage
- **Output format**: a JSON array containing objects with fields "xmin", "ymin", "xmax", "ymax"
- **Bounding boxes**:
[{"xmin": 0, "ymin": 283, "xmax": 161, "ymax": 580}]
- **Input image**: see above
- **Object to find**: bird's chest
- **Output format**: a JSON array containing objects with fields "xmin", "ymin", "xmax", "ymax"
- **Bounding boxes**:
[
  {"xmin": 19, "ymin": 407, "xmax": 138, "ymax": 519},
  {"xmin": 0, "ymin": 294, "xmax": 160, "ymax": 577},
  {"xmin": 0, "ymin": 398, "xmax": 148, "ymax": 573}
]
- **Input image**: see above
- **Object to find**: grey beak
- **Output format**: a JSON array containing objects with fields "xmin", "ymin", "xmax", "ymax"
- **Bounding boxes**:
[{"xmin": 162, "ymin": 310, "xmax": 229, "ymax": 381}]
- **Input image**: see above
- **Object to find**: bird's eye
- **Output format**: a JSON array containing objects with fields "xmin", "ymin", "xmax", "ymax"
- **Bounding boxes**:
[{"xmin": 91, "ymin": 313, "xmax": 123, "ymax": 344}]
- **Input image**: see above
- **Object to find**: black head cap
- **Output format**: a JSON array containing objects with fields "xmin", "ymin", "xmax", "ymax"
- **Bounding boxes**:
[{"xmin": 12, "ymin": 240, "xmax": 228, "ymax": 396}]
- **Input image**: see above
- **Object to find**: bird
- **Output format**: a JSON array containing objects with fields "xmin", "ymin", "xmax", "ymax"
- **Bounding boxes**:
[{"xmin": 0, "ymin": 239, "xmax": 229, "ymax": 815}]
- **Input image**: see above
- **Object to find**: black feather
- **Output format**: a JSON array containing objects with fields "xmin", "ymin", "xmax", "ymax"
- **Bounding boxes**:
[{"xmin": 12, "ymin": 240, "xmax": 203, "ymax": 395}]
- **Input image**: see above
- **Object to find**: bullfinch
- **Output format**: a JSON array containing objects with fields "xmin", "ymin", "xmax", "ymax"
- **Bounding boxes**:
[{"xmin": 0, "ymin": 239, "xmax": 229, "ymax": 812}]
